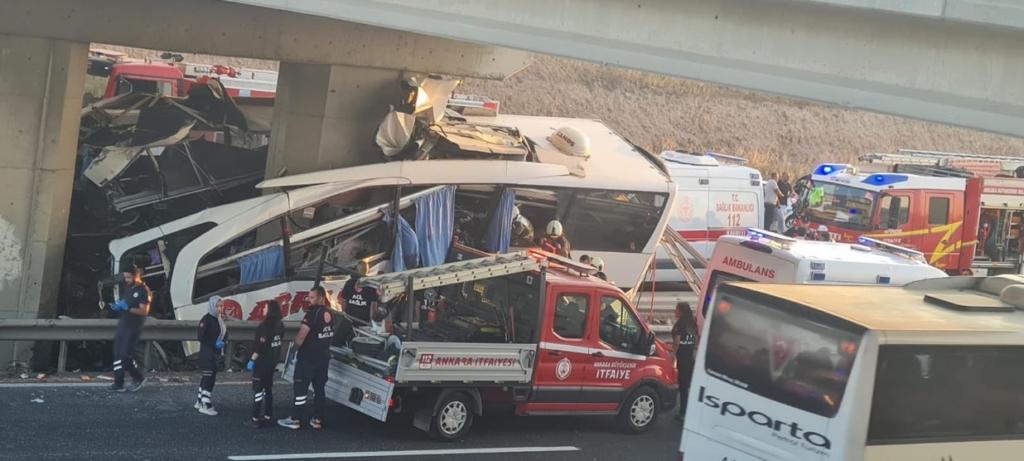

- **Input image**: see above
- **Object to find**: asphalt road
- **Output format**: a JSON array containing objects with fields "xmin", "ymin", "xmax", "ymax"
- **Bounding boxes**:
[{"xmin": 0, "ymin": 380, "xmax": 681, "ymax": 460}]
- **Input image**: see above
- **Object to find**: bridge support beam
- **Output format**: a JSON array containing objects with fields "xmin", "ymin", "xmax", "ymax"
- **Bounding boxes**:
[
  {"xmin": 267, "ymin": 64, "xmax": 404, "ymax": 176},
  {"xmin": 0, "ymin": 34, "xmax": 87, "ymax": 367}
]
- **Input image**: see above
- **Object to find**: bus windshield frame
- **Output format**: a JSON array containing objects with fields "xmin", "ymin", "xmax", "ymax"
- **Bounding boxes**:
[
  {"xmin": 805, "ymin": 181, "xmax": 878, "ymax": 231},
  {"xmin": 704, "ymin": 284, "xmax": 867, "ymax": 418}
]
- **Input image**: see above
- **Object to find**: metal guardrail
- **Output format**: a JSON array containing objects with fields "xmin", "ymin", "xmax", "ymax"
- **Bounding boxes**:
[
  {"xmin": 0, "ymin": 319, "xmax": 302, "ymax": 373},
  {"xmin": 1, "ymin": 291, "xmax": 688, "ymax": 370}
]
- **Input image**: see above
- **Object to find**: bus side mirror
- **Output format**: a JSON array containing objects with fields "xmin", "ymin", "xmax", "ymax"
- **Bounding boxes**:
[{"xmin": 886, "ymin": 196, "xmax": 902, "ymax": 229}]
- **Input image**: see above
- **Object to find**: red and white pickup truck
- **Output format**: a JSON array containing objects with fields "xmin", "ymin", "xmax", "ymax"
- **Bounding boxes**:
[{"xmin": 284, "ymin": 251, "xmax": 678, "ymax": 440}]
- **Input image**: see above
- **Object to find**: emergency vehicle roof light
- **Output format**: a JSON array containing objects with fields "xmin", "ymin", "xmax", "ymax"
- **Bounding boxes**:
[
  {"xmin": 746, "ymin": 228, "xmax": 796, "ymax": 248},
  {"xmin": 814, "ymin": 163, "xmax": 854, "ymax": 176},
  {"xmin": 863, "ymin": 174, "xmax": 909, "ymax": 186},
  {"xmin": 857, "ymin": 236, "xmax": 926, "ymax": 261}
]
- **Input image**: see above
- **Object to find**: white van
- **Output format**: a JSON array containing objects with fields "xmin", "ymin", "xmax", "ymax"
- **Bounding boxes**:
[
  {"xmin": 652, "ymin": 151, "xmax": 763, "ymax": 288},
  {"xmin": 681, "ymin": 274, "xmax": 1024, "ymax": 460},
  {"xmin": 694, "ymin": 229, "xmax": 947, "ymax": 328}
]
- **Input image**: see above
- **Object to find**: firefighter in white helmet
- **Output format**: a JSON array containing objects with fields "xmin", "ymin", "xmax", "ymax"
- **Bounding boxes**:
[
  {"xmin": 590, "ymin": 256, "xmax": 608, "ymax": 281},
  {"xmin": 539, "ymin": 220, "xmax": 572, "ymax": 258},
  {"xmin": 510, "ymin": 205, "xmax": 535, "ymax": 247}
]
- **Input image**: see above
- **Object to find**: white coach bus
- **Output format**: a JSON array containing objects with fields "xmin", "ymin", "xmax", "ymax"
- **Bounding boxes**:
[
  {"xmin": 681, "ymin": 274, "xmax": 1024, "ymax": 460},
  {"xmin": 108, "ymin": 115, "xmax": 676, "ymax": 336}
]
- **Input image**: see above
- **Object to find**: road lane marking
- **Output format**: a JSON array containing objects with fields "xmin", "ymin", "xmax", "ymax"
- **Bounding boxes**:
[{"xmin": 228, "ymin": 446, "xmax": 580, "ymax": 460}]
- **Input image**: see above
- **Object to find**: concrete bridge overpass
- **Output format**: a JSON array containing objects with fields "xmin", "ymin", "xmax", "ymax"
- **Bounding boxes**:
[{"xmin": 230, "ymin": 0, "xmax": 1024, "ymax": 139}]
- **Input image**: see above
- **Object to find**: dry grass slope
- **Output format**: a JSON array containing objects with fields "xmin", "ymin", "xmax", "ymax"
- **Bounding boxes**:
[{"xmin": 462, "ymin": 56, "xmax": 1024, "ymax": 175}]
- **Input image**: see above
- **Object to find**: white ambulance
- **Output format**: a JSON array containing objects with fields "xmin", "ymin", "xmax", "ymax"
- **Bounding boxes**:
[
  {"xmin": 683, "ymin": 274, "xmax": 1024, "ymax": 460},
  {"xmin": 652, "ymin": 151, "xmax": 764, "ymax": 288},
  {"xmin": 694, "ymin": 229, "xmax": 947, "ymax": 328}
]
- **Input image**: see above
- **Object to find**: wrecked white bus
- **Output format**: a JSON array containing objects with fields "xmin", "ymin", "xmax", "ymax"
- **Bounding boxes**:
[{"xmin": 106, "ymin": 114, "xmax": 677, "ymax": 353}]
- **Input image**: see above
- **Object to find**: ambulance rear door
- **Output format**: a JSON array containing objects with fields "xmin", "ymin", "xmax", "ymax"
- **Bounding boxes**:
[{"xmin": 655, "ymin": 164, "xmax": 712, "ymax": 288}]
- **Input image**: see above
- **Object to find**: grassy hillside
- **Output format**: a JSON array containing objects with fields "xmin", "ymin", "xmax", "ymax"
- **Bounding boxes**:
[{"xmin": 461, "ymin": 56, "xmax": 1024, "ymax": 176}]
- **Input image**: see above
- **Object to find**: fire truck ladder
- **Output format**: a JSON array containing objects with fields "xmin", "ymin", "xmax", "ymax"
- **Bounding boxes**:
[
  {"xmin": 860, "ymin": 149, "xmax": 1024, "ymax": 177},
  {"xmin": 359, "ymin": 252, "xmax": 542, "ymax": 303},
  {"xmin": 659, "ymin": 228, "xmax": 708, "ymax": 294}
]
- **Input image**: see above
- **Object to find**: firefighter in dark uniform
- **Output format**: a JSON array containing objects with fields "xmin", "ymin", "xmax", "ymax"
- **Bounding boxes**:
[
  {"xmin": 672, "ymin": 302, "xmax": 698, "ymax": 422},
  {"xmin": 247, "ymin": 300, "xmax": 285, "ymax": 428},
  {"xmin": 278, "ymin": 286, "xmax": 335, "ymax": 430},
  {"xmin": 109, "ymin": 266, "xmax": 151, "ymax": 392},
  {"xmin": 195, "ymin": 295, "xmax": 227, "ymax": 415}
]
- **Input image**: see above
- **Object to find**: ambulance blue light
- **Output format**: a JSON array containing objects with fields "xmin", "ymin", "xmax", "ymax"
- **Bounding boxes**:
[
  {"xmin": 877, "ymin": 276, "xmax": 891, "ymax": 284},
  {"xmin": 811, "ymin": 272, "xmax": 827, "ymax": 281},
  {"xmin": 862, "ymin": 174, "xmax": 908, "ymax": 186},
  {"xmin": 814, "ymin": 164, "xmax": 845, "ymax": 175}
]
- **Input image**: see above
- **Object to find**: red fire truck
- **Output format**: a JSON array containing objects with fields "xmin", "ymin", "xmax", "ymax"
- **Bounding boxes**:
[
  {"xmin": 790, "ymin": 153, "xmax": 1024, "ymax": 275},
  {"xmin": 88, "ymin": 48, "xmax": 276, "ymax": 101}
]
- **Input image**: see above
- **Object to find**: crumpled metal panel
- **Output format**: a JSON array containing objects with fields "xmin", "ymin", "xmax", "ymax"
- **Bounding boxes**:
[{"xmin": 83, "ymin": 122, "xmax": 194, "ymax": 187}]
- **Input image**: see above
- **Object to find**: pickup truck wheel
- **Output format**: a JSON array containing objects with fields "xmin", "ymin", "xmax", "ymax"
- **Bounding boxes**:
[
  {"xmin": 618, "ymin": 387, "xmax": 659, "ymax": 433},
  {"xmin": 430, "ymin": 392, "xmax": 474, "ymax": 441}
]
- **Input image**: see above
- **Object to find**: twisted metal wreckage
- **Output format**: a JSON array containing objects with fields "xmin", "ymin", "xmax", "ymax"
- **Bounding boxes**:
[{"xmin": 60, "ymin": 80, "xmax": 269, "ymax": 322}]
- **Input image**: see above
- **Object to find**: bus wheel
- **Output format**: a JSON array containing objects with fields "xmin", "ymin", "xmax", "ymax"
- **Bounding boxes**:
[
  {"xmin": 618, "ymin": 387, "xmax": 659, "ymax": 433},
  {"xmin": 430, "ymin": 392, "xmax": 474, "ymax": 441}
]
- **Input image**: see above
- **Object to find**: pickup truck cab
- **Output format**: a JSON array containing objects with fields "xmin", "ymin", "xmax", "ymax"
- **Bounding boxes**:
[{"xmin": 285, "ymin": 251, "xmax": 677, "ymax": 440}]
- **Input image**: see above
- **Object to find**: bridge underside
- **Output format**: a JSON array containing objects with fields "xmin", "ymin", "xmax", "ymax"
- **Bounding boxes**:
[{"xmin": 228, "ymin": 0, "xmax": 1024, "ymax": 139}]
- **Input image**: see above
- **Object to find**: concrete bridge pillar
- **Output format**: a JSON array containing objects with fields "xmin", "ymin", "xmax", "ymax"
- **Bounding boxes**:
[
  {"xmin": 264, "ymin": 39, "xmax": 530, "ymax": 178},
  {"xmin": 0, "ymin": 34, "xmax": 87, "ymax": 367},
  {"xmin": 267, "ymin": 64, "xmax": 404, "ymax": 176}
]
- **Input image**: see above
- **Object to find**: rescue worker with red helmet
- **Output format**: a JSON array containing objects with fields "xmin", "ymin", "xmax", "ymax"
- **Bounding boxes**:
[{"xmin": 539, "ymin": 220, "xmax": 572, "ymax": 258}]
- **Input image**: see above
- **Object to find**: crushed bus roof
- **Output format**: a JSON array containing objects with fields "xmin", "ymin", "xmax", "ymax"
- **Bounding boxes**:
[
  {"xmin": 727, "ymin": 276, "xmax": 1024, "ymax": 343},
  {"xmin": 257, "ymin": 115, "xmax": 671, "ymax": 193}
]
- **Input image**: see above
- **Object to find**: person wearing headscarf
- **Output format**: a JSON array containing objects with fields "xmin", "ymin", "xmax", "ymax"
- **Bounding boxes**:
[
  {"xmin": 195, "ymin": 296, "xmax": 227, "ymax": 415},
  {"xmin": 247, "ymin": 300, "xmax": 285, "ymax": 427}
]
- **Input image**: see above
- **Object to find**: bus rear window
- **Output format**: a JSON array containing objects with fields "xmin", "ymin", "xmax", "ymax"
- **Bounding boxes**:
[{"xmin": 704, "ymin": 286, "xmax": 863, "ymax": 418}]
